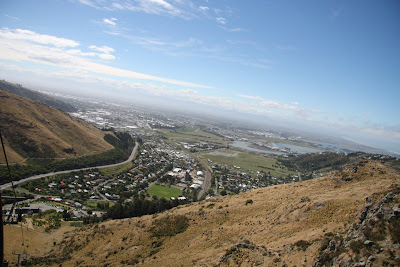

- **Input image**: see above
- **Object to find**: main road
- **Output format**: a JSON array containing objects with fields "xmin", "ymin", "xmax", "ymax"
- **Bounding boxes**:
[
  {"xmin": 190, "ymin": 153, "xmax": 212, "ymax": 200},
  {"xmin": 0, "ymin": 143, "xmax": 139, "ymax": 191}
]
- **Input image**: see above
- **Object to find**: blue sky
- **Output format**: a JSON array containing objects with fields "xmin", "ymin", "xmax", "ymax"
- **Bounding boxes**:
[{"xmin": 0, "ymin": 0, "xmax": 399, "ymax": 153}]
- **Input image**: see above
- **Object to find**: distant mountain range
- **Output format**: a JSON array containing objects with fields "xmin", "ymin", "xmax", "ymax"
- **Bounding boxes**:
[
  {"xmin": 0, "ymin": 79, "xmax": 77, "ymax": 112},
  {"xmin": 0, "ymin": 89, "xmax": 113, "ymax": 164}
]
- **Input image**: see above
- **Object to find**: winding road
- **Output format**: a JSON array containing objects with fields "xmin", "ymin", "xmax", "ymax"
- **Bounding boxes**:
[{"xmin": 0, "ymin": 143, "xmax": 139, "ymax": 191}]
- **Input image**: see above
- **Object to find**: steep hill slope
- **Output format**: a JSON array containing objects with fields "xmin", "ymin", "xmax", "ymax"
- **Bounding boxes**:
[
  {"xmin": 0, "ymin": 90, "xmax": 113, "ymax": 164},
  {"xmin": 0, "ymin": 79, "xmax": 76, "ymax": 112},
  {"xmin": 32, "ymin": 160, "xmax": 400, "ymax": 266}
]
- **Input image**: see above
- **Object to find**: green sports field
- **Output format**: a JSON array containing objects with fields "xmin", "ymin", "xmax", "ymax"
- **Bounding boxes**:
[{"xmin": 147, "ymin": 184, "xmax": 182, "ymax": 199}]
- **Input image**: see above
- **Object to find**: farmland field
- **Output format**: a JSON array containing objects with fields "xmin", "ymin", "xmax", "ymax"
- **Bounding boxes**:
[{"xmin": 199, "ymin": 149, "xmax": 295, "ymax": 177}]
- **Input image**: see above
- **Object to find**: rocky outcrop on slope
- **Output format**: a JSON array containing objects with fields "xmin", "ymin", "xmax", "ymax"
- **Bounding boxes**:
[{"xmin": 314, "ymin": 186, "xmax": 400, "ymax": 266}]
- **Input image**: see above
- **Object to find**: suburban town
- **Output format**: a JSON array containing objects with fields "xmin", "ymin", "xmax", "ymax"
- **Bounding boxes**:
[{"xmin": 1, "ymin": 93, "xmax": 380, "ymax": 223}]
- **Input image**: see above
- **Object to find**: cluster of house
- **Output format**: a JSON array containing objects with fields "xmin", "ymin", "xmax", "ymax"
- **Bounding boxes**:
[
  {"xmin": 41, "ymin": 173, "xmax": 106, "ymax": 198},
  {"xmin": 165, "ymin": 168, "xmax": 205, "ymax": 191},
  {"xmin": 71, "ymin": 101, "xmax": 193, "ymax": 131},
  {"xmin": 129, "ymin": 142, "xmax": 207, "ymax": 193},
  {"xmin": 211, "ymin": 163, "xmax": 298, "ymax": 194}
]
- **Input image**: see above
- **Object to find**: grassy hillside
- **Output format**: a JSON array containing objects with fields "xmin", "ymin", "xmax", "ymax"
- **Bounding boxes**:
[
  {"xmin": 4, "ymin": 220, "xmax": 77, "ymax": 265},
  {"xmin": 0, "ymin": 90, "xmax": 137, "ymax": 184},
  {"xmin": 0, "ymin": 79, "xmax": 76, "ymax": 112},
  {"xmin": 0, "ymin": 89, "xmax": 113, "ymax": 163},
  {"xmin": 30, "ymin": 160, "xmax": 400, "ymax": 266}
]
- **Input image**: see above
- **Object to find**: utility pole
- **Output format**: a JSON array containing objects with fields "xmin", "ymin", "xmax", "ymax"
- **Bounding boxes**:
[
  {"xmin": 1, "ymin": 195, "xmax": 27, "ymax": 267},
  {"xmin": 13, "ymin": 249, "xmax": 27, "ymax": 267},
  {"xmin": 1, "ymin": 192, "xmax": 4, "ymax": 266},
  {"xmin": 1, "ymin": 132, "xmax": 27, "ymax": 266}
]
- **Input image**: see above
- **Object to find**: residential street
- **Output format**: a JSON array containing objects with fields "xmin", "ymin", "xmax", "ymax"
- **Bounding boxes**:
[{"xmin": 0, "ymin": 143, "xmax": 139, "ymax": 191}]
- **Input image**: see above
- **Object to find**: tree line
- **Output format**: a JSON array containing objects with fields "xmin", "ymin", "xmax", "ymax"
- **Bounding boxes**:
[
  {"xmin": 83, "ymin": 196, "xmax": 187, "ymax": 224},
  {"xmin": 278, "ymin": 152, "xmax": 352, "ymax": 172}
]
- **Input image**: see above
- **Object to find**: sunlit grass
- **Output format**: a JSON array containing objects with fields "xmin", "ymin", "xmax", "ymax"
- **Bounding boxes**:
[
  {"xmin": 147, "ymin": 184, "xmax": 182, "ymax": 199},
  {"xmin": 199, "ymin": 149, "xmax": 295, "ymax": 177},
  {"xmin": 99, "ymin": 161, "xmax": 134, "ymax": 176},
  {"xmin": 159, "ymin": 128, "xmax": 228, "ymax": 146}
]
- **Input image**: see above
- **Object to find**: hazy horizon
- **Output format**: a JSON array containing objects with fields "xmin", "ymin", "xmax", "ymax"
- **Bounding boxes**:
[{"xmin": 3, "ymin": 77, "xmax": 396, "ymax": 156}]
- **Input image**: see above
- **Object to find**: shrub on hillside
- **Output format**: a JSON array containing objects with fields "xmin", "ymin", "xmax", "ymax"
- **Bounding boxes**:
[
  {"xmin": 245, "ymin": 199, "xmax": 253, "ymax": 205},
  {"xmin": 294, "ymin": 240, "xmax": 311, "ymax": 251},
  {"xmin": 349, "ymin": 240, "xmax": 363, "ymax": 254},
  {"xmin": 389, "ymin": 216, "xmax": 400, "ymax": 244},
  {"xmin": 150, "ymin": 215, "xmax": 189, "ymax": 237}
]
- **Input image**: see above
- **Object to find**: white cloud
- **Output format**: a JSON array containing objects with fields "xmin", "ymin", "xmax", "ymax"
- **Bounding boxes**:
[
  {"xmin": 257, "ymin": 100, "xmax": 298, "ymax": 111},
  {"xmin": 77, "ymin": 0, "xmax": 237, "ymax": 22},
  {"xmin": 238, "ymin": 94, "xmax": 263, "ymax": 100},
  {"xmin": 236, "ymin": 93, "xmax": 323, "ymax": 120},
  {"xmin": 209, "ymin": 54, "xmax": 272, "ymax": 69},
  {"xmin": 102, "ymin": 0, "xmax": 185, "ymax": 17},
  {"xmin": 67, "ymin": 49, "xmax": 116, "ymax": 60},
  {"xmin": 107, "ymin": 29, "xmax": 270, "ymax": 69},
  {"xmin": 78, "ymin": 0, "xmax": 241, "ymax": 28},
  {"xmin": 103, "ymin": 18, "xmax": 117, "ymax": 26},
  {"xmin": 111, "ymin": 2, "xmax": 124, "ymax": 9},
  {"xmin": 0, "ymin": 28, "xmax": 210, "ymax": 88},
  {"xmin": 98, "ymin": 53, "xmax": 116, "ymax": 60},
  {"xmin": 106, "ymin": 30, "xmax": 201, "ymax": 50},
  {"xmin": 67, "ymin": 49, "xmax": 97, "ymax": 57},
  {"xmin": 89, "ymin": 45, "xmax": 115, "ymax": 54},
  {"xmin": 149, "ymin": 0, "xmax": 174, "ymax": 10},
  {"xmin": 216, "ymin": 17, "xmax": 226, "ymax": 24},
  {"xmin": 5, "ymin": 14, "xmax": 20, "ymax": 20},
  {"xmin": 224, "ymin": 27, "xmax": 247, "ymax": 32},
  {"xmin": 77, "ymin": 0, "xmax": 98, "ymax": 8},
  {"xmin": 0, "ymin": 28, "xmax": 79, "ymax": 47}
]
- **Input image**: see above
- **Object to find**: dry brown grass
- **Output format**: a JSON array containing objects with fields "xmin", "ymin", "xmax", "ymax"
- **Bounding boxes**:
[
  {"xmin": 0, "ymin": 90, "xmax": 113, "ymax": 164},
  {"xmin": 28, "ymin": 161, "xmax": 400, "ymax": 266},
  {"xmin": 3, "ymin": 220, "xmax": 73, "ymax": 265}
]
